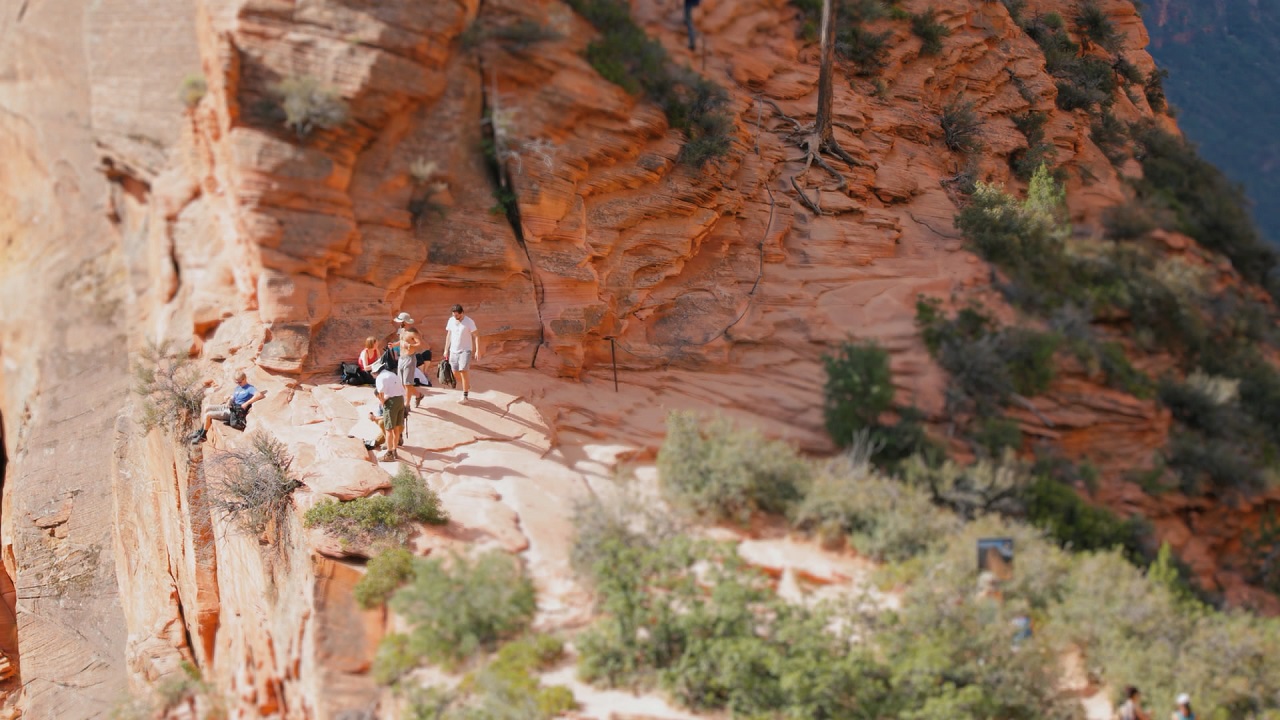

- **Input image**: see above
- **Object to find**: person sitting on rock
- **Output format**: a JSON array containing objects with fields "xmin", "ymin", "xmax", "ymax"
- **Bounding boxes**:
[
  {"xmin": 357, "ymin": 336, "xmax": 379, "ymax": 373},
  {"xmin": 372, "ymin": 356, "xmax": 406, "ymax": 462},
  {"xmin": 190, "ymin": 370, "xmax": 264, "ymax": 444}
]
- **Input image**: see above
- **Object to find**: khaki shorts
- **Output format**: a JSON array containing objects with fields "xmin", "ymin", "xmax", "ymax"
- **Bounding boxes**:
[
  {"xmin": 397, "ymin": 355, "xmax": 416, "ymax": 387},
  {"xmin": 382, "ymin": 396, "xmax": 406, "ymax": 430},
  {"xmin": 450, "ymin": 350, "xmax": 472, "ymax": 372},
  {"xmin": 207, "ymin": 405, "xmax": 233, "ymax": 422}
]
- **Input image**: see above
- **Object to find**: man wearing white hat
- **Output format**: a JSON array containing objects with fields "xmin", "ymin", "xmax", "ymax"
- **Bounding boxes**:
[
  {"xmin": 372, "ymin": 355, "xmax": 406, "ymax": 462},
  {"xmin": 1171, "ymin": 693, "xmax": 1194, "ymax": 720},
  {"xmin": 391, "ymin": 312, "xmax": 424, "ymax": 409}
]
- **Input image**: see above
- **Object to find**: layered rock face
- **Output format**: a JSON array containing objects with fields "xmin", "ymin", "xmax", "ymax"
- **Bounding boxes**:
[{"xmin": 1, "ymin": 0, "xmax": 1277, "ymax": 716}]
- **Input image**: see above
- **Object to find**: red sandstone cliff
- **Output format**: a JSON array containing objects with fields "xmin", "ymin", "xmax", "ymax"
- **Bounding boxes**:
[{"xmin": 0, "ymin": 0, "xmax": 1276, "ymax": 717}]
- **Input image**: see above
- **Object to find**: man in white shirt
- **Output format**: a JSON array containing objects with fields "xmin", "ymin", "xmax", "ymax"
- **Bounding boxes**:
[
  {"xmin": 373, "ymin": 356, "xmax": 406, "ymax": 462},
  {"xmin": 443, "ymin": 303, "xmax": 481, "ymax": 402}
]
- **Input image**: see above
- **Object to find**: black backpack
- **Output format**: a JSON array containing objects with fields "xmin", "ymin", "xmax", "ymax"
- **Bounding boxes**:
[
  {"xmin": 227, "ymin": 402, "xmax": 250, "ymax": 431},
  {"xmin": 339, "ymin": 362, "xmax": 374, "ymax": 386}
]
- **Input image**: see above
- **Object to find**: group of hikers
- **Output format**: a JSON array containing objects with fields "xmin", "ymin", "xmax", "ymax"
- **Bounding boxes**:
[
  {"xmin": 362, "ymin": 304, "xmax": 481, "ymax": 462},
  {"xmin": 1119, "ymin": 686, "xmax": 1197, "ymax": 720},
  {"xmin": 189, "ymin": 304, "xmax": 481, "ymax": 464}
]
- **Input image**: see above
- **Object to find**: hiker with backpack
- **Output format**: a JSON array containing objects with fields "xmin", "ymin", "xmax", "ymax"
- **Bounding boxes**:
[{"xmin": 190, "ymin": 370, "xmax": 264, "ymax": 444}]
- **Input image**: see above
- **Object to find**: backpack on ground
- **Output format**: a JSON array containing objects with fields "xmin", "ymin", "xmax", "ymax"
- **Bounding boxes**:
[
  {"xmin": 339, "ymin": 362, "xmax": 374, "ymax": 386},
  {"xmin": 437, "ymin": 359, "xmax": 456, "ymax": 389}
]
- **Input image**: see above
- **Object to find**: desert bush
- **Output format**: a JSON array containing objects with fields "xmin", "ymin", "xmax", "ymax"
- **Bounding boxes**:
[
  {"xmin": 792, "ymin": 0, "xmax": 894, "ymax": 74},
  {"xmin": 1009, "ymin": 110, "xmax": 1057, "ymax": 181},
  {"xmin": 1023, "ymin": 14, "xmax": 1117, "ymax": 111},
  {"xmin": 269, "ymin": 75, "xmax": 348, "ymax": 137},
  {"xmin": 973, "ymin": 415, "xmax": 1023, "ymax": 457},
  {"xmin": 940, "ymin": 98, "xmax": 983, "ymax": 153},
  {"xmin": 1075, "ymin": 0, "xmax": 1121, "ymax": 52},
  {"xmin": 304, "ymin": 466, "xmax": 448, "ymax": 545},
  {"xmin": 657, "ymin": 412, "xmax": 810, "ymax": 523},
  {"xmin": 207, "ymin": 432, "xmax": 302, "ymax": 537},
  {"xmin": 178, "ymin": 74, "xmax": 207, "ymax": 109},
  {"xmin": 1130, "ymin": 121, "xmax": 1277, "ymax": 289},
  {"xmin": 1144, "ymin": 67, "xmax": 1168, "ymax": 112},
  {"xmin": 487, "ymin": 19, "xmax": 563, "ymax": 51},
  {"xmin": 133, "ymin": 340, "xmax": 204, "ymax": 436},
  {"xmin": 916, "ymin": 299, "xmax": 1061, "ymax": 414},
  {"xmin": 822, "ymin": 340, "xmax": 895, "ymax": 446},
  {"xmin": 567, "ymin": 0, "xmax": 732, "ymax": 167},
  {"xmin": 790, "ymin": 454, "xmax": 960, "ymax": 560},
  {"xmin": 404, "ymin": 635, "xmax": 575, "ymax": 719},
  {"xmin": 383, "ymin": 551, "xmax": 535, "ymax": 672},
  {"xmin": 910, "ymin": 8, "xmax": 950, "ymax": 55},
  {"xmin": 900, "ymin": 451, "xmax": 1033, "ymax": 520},
  {"xmin": 1090, "ymin": 108, "xmax": 1127, "ymax": 163},
  {"xmin": 1024, "ymin": 476, "xmax": 1145, "ymax": 556},
  {"xmin": 1102, "ymin": 200, "xmax": 1158, "ymax": 240},
  {"xmin": 354, "ymin": 548, "xmax": 415, "ymax": 608}
]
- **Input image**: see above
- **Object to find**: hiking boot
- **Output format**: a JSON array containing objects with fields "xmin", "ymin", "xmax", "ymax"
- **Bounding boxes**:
[
  {"xmin": 414, "ymin": 395, "xmax": 422, "ymax": 409},
  {"xmin": 460, "ymin": 391, "xmax": 468, "ymax": 403},
  {"xmin": 378, "ymin": 450, "xmax": 398, "ymax": 462},
  {"xmin": 188, "ymin": 429, "xmax": 207, "ymax": 445}
]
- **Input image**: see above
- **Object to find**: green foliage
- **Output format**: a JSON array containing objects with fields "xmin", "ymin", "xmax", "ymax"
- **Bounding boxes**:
[
  {"xmin": 566, "ymin": 0, "xmax": 732, "ymax": 167},
  {"xmin": 269, "ymin": 75, "xmax": 348, "ymax": 137},
  {"xmin": 207, "ymin": 432, "xmax": 302, "ymax": 538},
  {"xmin": 1074, "ymin": 1, "xmax": 1121, "ymax": 52},
  {"xmin": 657, "ymin": 412, "xmax": 810, "ymax": 524},
  {"xmin": 1089, "ymin": 109, "xmax": 1127, "ymax": 163},
  {"xmin": 178, "ymin": 74, "xmax": 207, "ymax": 109},
  {"xmin": 133, "ymin": 340, "xmax": 204, "ymax": 436},
  {"xmin": 382, "ymin": 551, "xmax": 536, "ymax": 674},
  {"xmin": 910, "ymin": 8, "xmax": 950, "ymax": 55},
  {"xmin": 822, "ymin": 340, "xmax": 895, "ymax": 446},
  {"xmin": 790, "ymin": 455, "xmax": 960, "ymax": 560},
  {"xmin": 973, "ymin": 415, "xmax": 1022, "ymax": 457},
  {"xmin": 404, "ymin": 636, "xmax": 576, "ymax": 719},
  {"xmin": 354, "ymin": 548, "xmax": 415, "ymax": 608},
  {"xmin": 486, "ymin": 19, "xmax": 563, "ymax": 51},
  {"xmin": 791, "ymin": 0, "xmax": 894, "ymax": 75},
  {"xmin": 939, "ymin": 98, "xmax": 982, "ymax": 153},
  {"xmin": 1129, "ymin": 121, "xmax": 1276, "ymax": 288},
  {"xmin": 1242, "ymin": 510, "xmax": 1280, "ymax": 595},
  {"xmin": 1009, "ymin": 110, "xmax": 1056, "ymax": 181},
  {"xmin": 1024, "ymin": 476, "xmax": 1145, "ymax": 556},
  {"xmin": 1022, "ymin": 13, "xmax": 1117, "ymax": 111},
  {"xmin": 1101, "ymin": 199, "xmax": 1159, "ymax": 240},
  {"xmin": 1143, "ymin": 67, "xmax": 1168, "ymax": 112},
  {"xmin": 303, "ymin": 466, "xmax": 448, "ymax": 545},
  {"xmin": 915, "ymin": 298, "xmax": 1060, "ymax": 415}
]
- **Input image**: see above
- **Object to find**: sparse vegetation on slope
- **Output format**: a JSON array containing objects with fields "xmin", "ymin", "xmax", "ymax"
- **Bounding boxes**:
[
  {"xmin": 564, "ymin": 0, "xmax": 733, "ymax": 166},
  {"xmin": 304, "ymin": 466, "xmax": 448, "ymax": 546},
  {"xmin": 207, "ymin": 432, "xmax": 302, "ymax": 538}
]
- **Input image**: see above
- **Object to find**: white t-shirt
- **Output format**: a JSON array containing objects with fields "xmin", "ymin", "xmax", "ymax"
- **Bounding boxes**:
[
  {"xmin": 446, "ymin": 316, "xmax": 478, "ymax": 354},
  {"xmin": 375, "ymin": 368, "xmax": 405, "ymax": 398}
]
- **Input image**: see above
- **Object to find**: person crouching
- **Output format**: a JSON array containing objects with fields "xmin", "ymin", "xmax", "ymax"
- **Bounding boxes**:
[{"xmin": 372, "ymin": 357, "xmax": 406, "ymax": 462}]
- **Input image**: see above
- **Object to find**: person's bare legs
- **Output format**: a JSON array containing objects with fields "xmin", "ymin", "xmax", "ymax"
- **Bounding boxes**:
[{"xmin": 455, "ymin": 369, "xmax": 470, "ymax": 395}]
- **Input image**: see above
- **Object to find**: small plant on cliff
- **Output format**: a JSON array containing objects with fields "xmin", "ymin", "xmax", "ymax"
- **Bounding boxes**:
[
  {"xmin": 565, "ymin": 0, "xmax": 732, "ymax": 167},
  {"xmin": 822, "ymin": 341, "xmax": 895, "ymax": 444},
  {"xmin": 940, "ymin": 98, "xmax": 983, "ymax": 153},
  {"xmin": 269, "ymin": 75, "xmax": 348, "ymax": 138},
  {"xmin": 910, "ymin": 8, "xmax": 950, "ymax": 56},
  {"xmin": 177, "ymin": 74, "xmax": 207, "ymax": 109},
  {"xmin": 377, "ymin": 551, "xmax": 536, "ymax": 676},
  {"xmin": 206, "ymin": 432, "xmax": 303, "ymax": 538},
  {"xmin": 401, "ymin": 636, "xmax": 576, "ymax": 718},
  {"xmin": 1074, "ymin": 0, "xmax": 1121, "ymax": 52},
  {"xmin": 354, "ymin": 548, "xmax": 416, "ymax": 608},
  {"xmin": 657, "ymin": 411, "xmax": 810, "ymax": 524},
  {"xmin": 133, "ymin": 340, "xmax": 204, "ymax": 436},
  {"xmin": 304, "ymin": 466, "xmax": 448, "ymax": 546}
]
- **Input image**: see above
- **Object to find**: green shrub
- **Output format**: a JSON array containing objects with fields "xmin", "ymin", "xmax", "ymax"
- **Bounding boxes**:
[
  {"xmin": 1024, "ymin": 476, "xmax": 1145, "ymax": 556},
  {"xmin": 304, "ymin": 466, "xmax": 448, "ymax": 545},
  {"xmin": 910, "ymin": 8, "xmax": 950, "ymax": 55},
  {"xmin": 973, "ymin": 415, "xmax": 1022, "ymax": 457},
  {"xmin": 487, "ymin": 19, "xmax": 562, "ymax": 51},
  {"xmin": 354, "ymin": 548, "xmax": 415, "ymax": 608},
  {"xmin": 269, "ymin": 75, "xmax": 348, "ymax": 137},
  {"xmin": 207, "ymin": 432, "xmax": 303, "ymax": 538},
  {"xmin": 1075, "ymin": 0, "xmax": 1121, "ymax": 52},
  {"xmin": 406, "ymin": 636, "xmax": 575, "ymax": 718},
  {"xmin": 899, "ymin": 452, "xmax": 1033, "ymax": 520},
  {"xmin": 1023, "ymin": 14, "xmax": 1117, "ymax": 111},
  {"xmin": 1090, "ymin": 109, "xmax": 1127, "ymax": 163},
  {"xmin": 790, "ymin": 455, "xmax": 960, "ymax": 560},
  {"xmin": 385, "ymin": 551, "xmax": 535, "ymax": 671},
  {"xmin": 1130, "ymin": 121, "xmax": 1276, "ymax": 288},
  {"xmin": 791, "ymin": 0, "xmax": 893, "ymax": 75},
  {"xmin": 940, "ymin": 98, "xmax": 982, "ymax": 153},
  {"xmin": 133, "ymin": 340, "xmax": 204, "ymax": 436},
  {"xmin": 1144, "ymin": 67, "xmax": 1168, "ymax": 112},
  {"xmin": 822, "ymin": 340, "xmax": 896, "ymax": 446},
  {"xmin": 566, "ymin": 0, "xmax": 732, "ymax": 167},
  {"xmin": 178, "ymin": 74, "xmax": 207, "ymax": 109},
  {"xmin": 1102, "ymin": 200, "xmax": 1158, "ymax": 240},
  {"xmin": 657, "ymin": 412, "xmax": 810, "ymax": 523}
]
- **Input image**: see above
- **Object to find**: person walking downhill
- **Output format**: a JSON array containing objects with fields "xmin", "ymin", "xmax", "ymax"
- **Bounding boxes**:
[
  {"xmin": 1118, "ymin": 686, "xmax": 1151, "ymax": 720},
  {"xmin": 372, "ymin": 356, "xmax": 406, "ymax": 462},
  {"xmin": 444, "ymin": 304, "xmax": 481, "ymax": 402}
]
